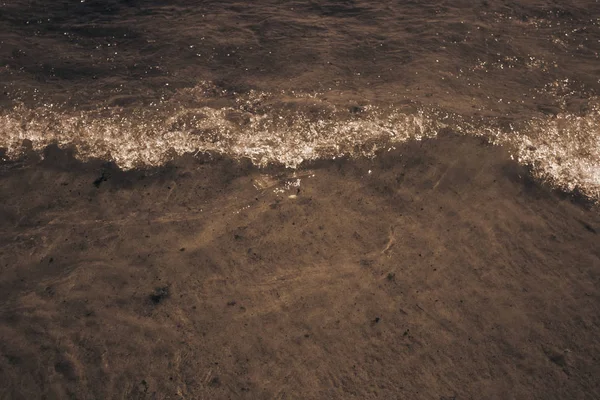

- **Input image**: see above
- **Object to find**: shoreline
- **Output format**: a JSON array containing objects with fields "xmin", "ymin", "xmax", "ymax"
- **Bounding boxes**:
[
  {"xmin": 2, "ymin": 129, "xmax": 598, "ymax": 208},
  {"xmin": 1, "ymin": 133, "xmax": 599, "ymax": 399}
]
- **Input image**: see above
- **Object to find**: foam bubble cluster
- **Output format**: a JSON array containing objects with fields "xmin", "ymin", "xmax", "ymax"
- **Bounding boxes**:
[
  {"xmin": 1, "ymin": 86, "xmax": 599, "ymax": 201},
  {"xmin": 0, "ymin": 94, "xmax": 440, "ymax": 168},
  {"xmin": 507, "ymin": 106, "xmax": 600, "ymax": 199}
]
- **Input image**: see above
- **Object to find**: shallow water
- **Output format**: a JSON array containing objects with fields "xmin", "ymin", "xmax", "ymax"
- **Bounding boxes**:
[{"xmin": 1, "ymin": 0, "xmax": 599, "ymax": 197}]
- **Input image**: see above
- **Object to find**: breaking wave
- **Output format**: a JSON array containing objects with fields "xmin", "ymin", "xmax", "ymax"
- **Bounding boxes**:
[{"xmin": 1, "ymin": 83, "xmax": 599, "ymax": 200}]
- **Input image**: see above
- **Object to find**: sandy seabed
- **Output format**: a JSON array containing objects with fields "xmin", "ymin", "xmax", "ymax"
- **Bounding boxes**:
[{"xmin": 0, "ymin": 134, "xmax": 599, "ymax": 399}]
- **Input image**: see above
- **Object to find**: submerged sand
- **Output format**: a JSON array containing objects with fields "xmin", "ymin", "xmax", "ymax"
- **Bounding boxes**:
[{"xmin": 0, "ymin": 134, "xmax": 599, "ymax": 399}]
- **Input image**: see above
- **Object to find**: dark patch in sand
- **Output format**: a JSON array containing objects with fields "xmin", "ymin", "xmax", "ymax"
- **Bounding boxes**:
[
  {"xmin": 93, "ymin": 172, "xmax": 108, "ymax": 188},
  {"xmin": 149, "ymin": 286, "xmax": 170, "ymax": 304}
]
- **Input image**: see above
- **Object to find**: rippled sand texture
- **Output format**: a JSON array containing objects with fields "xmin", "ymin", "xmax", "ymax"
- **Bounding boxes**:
[{"xmin": 1, "ymin": 136, "xmax": 599, "ymax": 399}]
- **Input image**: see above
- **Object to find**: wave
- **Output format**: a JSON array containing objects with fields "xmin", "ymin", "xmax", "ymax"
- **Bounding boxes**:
[{"xmin": 1, "ymin": 82, "xmax": 599, "ymax": 200}]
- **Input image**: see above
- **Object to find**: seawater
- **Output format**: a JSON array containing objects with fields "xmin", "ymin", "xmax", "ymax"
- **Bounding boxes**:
[{"xmin": 0, "ymin": 1, "xmax": 599, "ymax": 198}]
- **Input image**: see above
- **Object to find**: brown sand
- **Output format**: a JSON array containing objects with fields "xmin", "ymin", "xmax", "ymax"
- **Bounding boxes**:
[{"xmin": 1, "ymin": 134, "xmax": 599, "ymax": 399}]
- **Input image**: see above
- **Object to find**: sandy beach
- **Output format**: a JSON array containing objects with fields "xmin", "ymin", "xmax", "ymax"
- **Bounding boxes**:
[
  {"xmin": 1, "ymin": 133, "xmax": 599, "ymax": 399},
  {"xmin": 2, "ymin": 1, "xmax": 600, "ymax": 397}
]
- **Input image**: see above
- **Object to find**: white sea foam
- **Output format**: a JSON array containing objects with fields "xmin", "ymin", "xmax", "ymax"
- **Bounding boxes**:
[{"xmin": 1, "ymin": 85, "xmax": 599, "ymax": 200}]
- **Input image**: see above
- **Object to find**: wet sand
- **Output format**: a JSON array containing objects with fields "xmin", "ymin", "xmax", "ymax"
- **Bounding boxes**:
[{"xmin": 1, "ymin": 133, "xmax": 599, "ymax": 399}]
